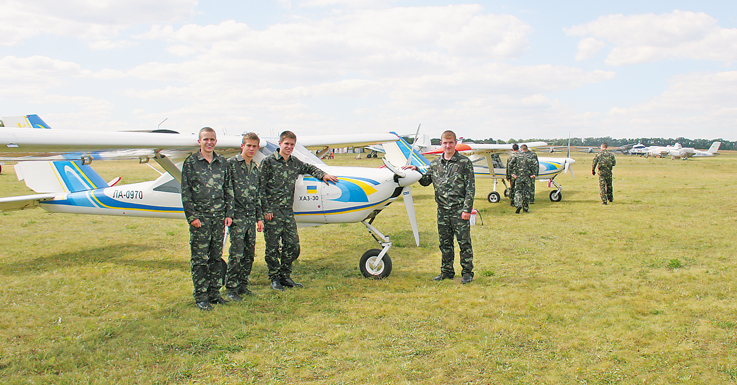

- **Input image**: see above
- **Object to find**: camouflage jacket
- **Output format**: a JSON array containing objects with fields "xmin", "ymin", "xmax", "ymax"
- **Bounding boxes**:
[
  {"xmin": 225, "ymin": 154, "xmax": 262, "ymax": 221},
  {"xmin": 259, "ymin": 151, "xmax": 327, "ymax": 214},
  {"xmin": 419, "ymin": 151, "xmax": 475, "ymax": 213},
  {"xmin": 181, "ymin": 150, "xmax": 228, "ymax": 224},
  {"xmin": 508, "ymin": 151, "xmax": 538, "ymax": 179},
  {"xmin": 506, "ymin": 151, "xmax": 520, "ymax": 180},
  {"xmin": 592, "ymin": 150, "xmax": 616, "ymax": 173}
]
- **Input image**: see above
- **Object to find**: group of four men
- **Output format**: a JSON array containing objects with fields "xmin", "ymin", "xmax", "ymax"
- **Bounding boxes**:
[{"xmin": 181, "ymin": 128, "xmax": 478, "ymax": 311}]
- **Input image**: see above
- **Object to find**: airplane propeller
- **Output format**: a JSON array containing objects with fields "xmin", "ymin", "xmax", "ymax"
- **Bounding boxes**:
[
  {"xmin": 382, "ymin": 158, "xmax": 421, "ymax": 246},
  {"xmin": 564, "ymin": 134, "xmax": 575, "ymax": 178}
]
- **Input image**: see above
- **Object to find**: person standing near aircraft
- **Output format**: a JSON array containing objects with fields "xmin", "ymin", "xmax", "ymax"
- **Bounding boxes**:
[
  {"xmin": 405, "ymin": 130, "xmax": 476, "ymax": 284},
  {"xmin": 181, "ymin": 127, "xmax": 231, "ymax": 311},
  {"xmin": 259, "ymin": 131, "xmax": 338, "ymax": 291},
  {"xmin": 506, "ymin": 144, "xmax": 520, "ymax": 207},
  {"xmin": 509, "ymin": 144, "xmax": 537, "ymax": 213},
  {"xmin": 592, "ymin": 142, "xmax": 616, "ymax": 204},
  {"xmin": 224, "ymin": 132, "xmax": 264, "ymax": 301},
  {"xmin": 527, "ymin": 146, "xmax": 539, "ymax": 204}
]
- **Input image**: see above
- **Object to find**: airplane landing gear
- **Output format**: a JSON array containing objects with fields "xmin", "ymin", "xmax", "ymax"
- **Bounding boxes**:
[
  {"xmin": 360, "ymin": 219, "xmax": 393, "ymax": 278},
  {"xmin": 548, "ymin": 179, "xmax": 563, "ymax": 202},
  {"xmin": 487, "ymin": 191, "xmax": 501, "ymax": 203}
]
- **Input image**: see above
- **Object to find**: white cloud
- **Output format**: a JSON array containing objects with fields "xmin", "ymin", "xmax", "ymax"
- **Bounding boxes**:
[
  {"xmin": 604, "ymin": 71, "xmax": 737, "ymax": 138},
  {"xmin": 0, "ymin": 0, "xmax": 197, "ymax": 46},
  {"xmin": 566, "ymin": 10, "xmax": 737, "ymax": 65}
]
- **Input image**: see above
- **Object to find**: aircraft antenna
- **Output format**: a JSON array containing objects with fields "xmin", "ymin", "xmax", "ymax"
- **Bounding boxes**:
[{"xmin": 158, "ymin": 118, "xmax": 168, "ymax": 129}]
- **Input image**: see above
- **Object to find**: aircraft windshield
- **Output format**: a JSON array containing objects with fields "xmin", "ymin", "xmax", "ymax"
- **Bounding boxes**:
[{"xmin": 255, "ymin": 139, "xmax": 325, "ymax": 166}]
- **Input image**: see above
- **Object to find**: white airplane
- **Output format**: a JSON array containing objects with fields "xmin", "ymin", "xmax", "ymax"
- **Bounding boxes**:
[
  {"xmin": 0, "ymin": 115, "xmax": 429, "ymax": 279},
  {"xmin": 646, "ymin": 142, "xmax": 721, "ymax": 159},
  {"xmin": 423, "ymin": 142, "xmax": 576, "ymax": 203}
]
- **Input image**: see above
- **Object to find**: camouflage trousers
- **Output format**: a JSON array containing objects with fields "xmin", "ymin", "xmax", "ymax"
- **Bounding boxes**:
[
  {"xmin": 508, "ymin": 178, "xmax": 516, "ymax": 206},
  {"xmin": 437, "ymin": 206, "xmax": 474, "ymax": 277},
  {"xmin": 226, "ymin": 216, "xmax": 258, "ymax": 293},
  {"xmin": 598, "ymin": 171, "xmax": 613, "ymax": 203},
  {"xmin": 189, "ymin": 216, "xmax": 227, "ymax": 302},
  {"xmin": 514, "ymin": 177, "xmax": 533, "ymax": 210},
  {"xmin": 263, "ymin": 211, "xmax": 300, "ymax": 281}
]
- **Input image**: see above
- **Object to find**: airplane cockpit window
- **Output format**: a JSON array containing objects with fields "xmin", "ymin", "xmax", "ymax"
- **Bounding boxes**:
[{"xmin": 255, "ymin": 139, "xmax": 325, "ymax": 166}]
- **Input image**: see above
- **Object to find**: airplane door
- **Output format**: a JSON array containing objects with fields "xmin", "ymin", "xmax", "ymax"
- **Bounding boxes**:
[{"xmin": 293, "ymin": 175, "xmax": 325, "ymax": 223}]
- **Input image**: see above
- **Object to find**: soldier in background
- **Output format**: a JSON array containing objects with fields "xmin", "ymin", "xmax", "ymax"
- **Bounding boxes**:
[
  {"xmin": 506, "ymin": 144, "xmax": 520, "ymax": 207},
  {"xmin": 224, "ymin": 132, "xmax": 264, "ymax": 301},
  {"xmin": 509, "ymin": 144, "xmax": 537, "ymax": 213},
  {"xmin": 405, "ymin": 130, "xmax": 476, "ymax": 284},
  {"xmin": 592, "ymin": 142, "xmax": 616, "ymax": 204},
  {"xmin": 527, "ymin": 146, "xmax": 539, "ymax": 204},
  {"xmin": 181, "ymin": 127, "xmax": 231, "ymax": 311},
  {"xmin": 259, "ymin": 131, "xmax": 338, "ymax": 291}
]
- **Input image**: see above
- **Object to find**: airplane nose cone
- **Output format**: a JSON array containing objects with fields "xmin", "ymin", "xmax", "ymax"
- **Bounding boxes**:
[{"xmin": 398, "ymin": 169, "xmax": 422, "ymax": 187}]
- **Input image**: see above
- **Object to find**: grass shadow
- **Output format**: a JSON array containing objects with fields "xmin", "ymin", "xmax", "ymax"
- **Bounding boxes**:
[{"xmin": 0, "ymin": 243, "xmax": 187, "ymax": 275}]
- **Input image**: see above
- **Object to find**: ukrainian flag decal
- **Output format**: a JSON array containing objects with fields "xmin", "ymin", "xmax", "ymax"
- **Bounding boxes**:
[{"xmin": 306, "ymin": 185, "xmax": 317, "ymax": 194}]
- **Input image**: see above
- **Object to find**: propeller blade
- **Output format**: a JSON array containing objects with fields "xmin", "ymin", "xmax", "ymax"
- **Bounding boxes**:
[{"xmin": 402, "ymin": 186, "xmax": 420, "ymax": 246}]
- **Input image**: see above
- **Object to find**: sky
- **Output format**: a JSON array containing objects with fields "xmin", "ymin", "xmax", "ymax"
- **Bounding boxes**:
[{"xmin": 1, "ymin": 0, "xmax": 737, "ymax": 141}]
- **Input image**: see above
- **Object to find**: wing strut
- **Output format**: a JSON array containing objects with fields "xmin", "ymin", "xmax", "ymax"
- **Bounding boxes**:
[{"xmin": 154, "ymin": 151, "xmax": 182, "ymax": 182}]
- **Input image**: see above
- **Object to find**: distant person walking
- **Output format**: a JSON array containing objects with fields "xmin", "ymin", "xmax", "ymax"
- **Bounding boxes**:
[
  {"xmin": 181, "ymin": 127, "xmax": 231, "ymax": 311},
  {"xmin": 509, "ymin": 144, "xmax": 537, "ymax": 213},
  {"xmin": 592, "ymin": 142, "xmax": 616, "ymax": 204},
  {"xmin": 506, "ymin": 144, "xmax": 520, "ymax": 207}
]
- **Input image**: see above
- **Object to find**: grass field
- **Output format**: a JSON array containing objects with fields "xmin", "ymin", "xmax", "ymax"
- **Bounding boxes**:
[{"xmin": 1, "ymin": 151, "xmax": 736, "ymax": 384}]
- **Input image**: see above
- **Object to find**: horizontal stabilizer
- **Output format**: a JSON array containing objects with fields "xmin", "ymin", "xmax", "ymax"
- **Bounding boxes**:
[
  {"xmin": 15, "ymin": 160, "xmax": 109, "ymax": 193},
  {"xmin": 1, "ymin": 114, "xmax": 51, "ymax": 129},
  {"xmin": 0, "ymin": 193, "xmax": 56, "ymax": 211}
]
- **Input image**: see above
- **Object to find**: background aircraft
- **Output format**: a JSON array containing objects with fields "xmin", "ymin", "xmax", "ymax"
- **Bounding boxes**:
[
  {"xmin": 423, "ymin": 142, "xmax": 576, "ymax": 203},
  {"xmin": 645, "ymin": 142, "xmax": 720, "ymax": 159},
  {"xmin": 0, "ymin": 116, "xmax": 428, "ymax": 278}
]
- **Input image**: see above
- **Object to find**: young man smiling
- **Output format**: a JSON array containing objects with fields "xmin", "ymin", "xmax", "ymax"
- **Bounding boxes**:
[{"xmin": 181, "ymin": 127, "xmax": 231, "ymax": 310}]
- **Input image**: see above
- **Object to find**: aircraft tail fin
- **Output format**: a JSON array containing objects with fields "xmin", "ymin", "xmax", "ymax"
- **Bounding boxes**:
[
  {"xmin": 14, "ymin": 160, "xmax": 109, "ymax": 193},
  {"xmin": 707, "ymin": 142, "xmax": 721, "ymax": 154},
  {"xmin": 1, "ymin": 114, "xmax": 51, "ymax": 129},
  {"xmin": 383, "ymin": 133, "xmax": 431, "ymax": 172}
]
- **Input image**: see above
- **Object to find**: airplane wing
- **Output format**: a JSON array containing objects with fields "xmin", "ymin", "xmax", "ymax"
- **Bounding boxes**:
[
  {"xmin": 299, "ymin": 133, "xmax": 398, "ymax": 150},
  {"xmin": 423, "ymin": 141, "xmax": 548, "ymax": 155}
]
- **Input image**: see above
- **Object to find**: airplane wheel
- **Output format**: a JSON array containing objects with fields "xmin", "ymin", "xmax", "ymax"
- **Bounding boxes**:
[
  {"xmin": 359, "ymin": 249, "xmax": 392, "ymax": 279},
  {"xmin": 503, "ymin": 188, "xmax": 510, "ymax": 198},
  {"xmin": 549, "ymin": 190, "xmax": 562, "ymax": 202},
  {"xmin": 487, "ymin": 192, "xmax": 501, "ymax": 203}
]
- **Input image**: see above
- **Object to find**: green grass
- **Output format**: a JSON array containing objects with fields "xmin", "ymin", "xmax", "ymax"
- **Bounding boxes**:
[{"xmin": 1, "ymin": 152, "xmax": 736, "ymax": 383}]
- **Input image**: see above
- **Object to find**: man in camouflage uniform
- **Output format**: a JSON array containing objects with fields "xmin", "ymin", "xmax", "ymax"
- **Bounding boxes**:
[
  {"xmin": 224, "ymin": 132, "xmax": 264, "ymax": 301},
  {"xmin": 592, "ymin": 142, "xmax": 616, "ymax": 204},
  {"xmin": 259, "ymin": 131, "xmax": 338, "ymax": 291},
  {"xmin": 509, "ymin": 144, "xmax": 538, "ymax": 213},
  {"xmin": 527, "ymin": 146, "xmax": 539, "ymax": 204},
  {"xmin": 506, "ymin": 144, "xmax": 520, "ymax": 207},
  {"xmin": 181, "ymin": 127, "xmax": 231, "ymax": 311},
  {"xmin": 408, "ymin": 130, "xmax": 476, "ymax": 284}
]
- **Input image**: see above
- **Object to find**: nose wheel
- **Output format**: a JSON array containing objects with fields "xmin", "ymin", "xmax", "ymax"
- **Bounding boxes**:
[{"xmin": 360, "ymin": 220, "xmax": 394, "ymax": 278}]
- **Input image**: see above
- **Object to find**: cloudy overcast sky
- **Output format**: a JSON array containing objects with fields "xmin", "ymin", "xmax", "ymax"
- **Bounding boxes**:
[{"xmin": 2, "ymin": 0, "xmax": 736, "ymax": 140}]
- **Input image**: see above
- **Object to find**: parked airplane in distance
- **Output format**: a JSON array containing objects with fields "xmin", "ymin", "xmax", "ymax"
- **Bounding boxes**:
[{"xmin": 646, "ymin": 142, "xmax": 721, "ymax": 159}]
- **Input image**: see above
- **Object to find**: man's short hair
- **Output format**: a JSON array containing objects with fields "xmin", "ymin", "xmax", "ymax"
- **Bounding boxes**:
[
  {"xmin": 520, "ymin": 144, "xmax": 529, "ymax": 150},
  {"xmin": 242, "ymin": 132, "xmax": 260, "ymax": 144},
  {"xmin": 279, "ymin": 130, "xmax": 297, "ymax": 143},
  {"xmin": 601, "ymin": 142, "xmax": 608, "ymax": 148},
  {"xmin": 440, "ymin": 130, "xmax": 457, "ymax": 142},
  {"xmin": 512, "ymin": 143, "xmax": 519, "ymax": 151},
  {"xmin": 199, "ymin": 127, "xmax": 216, "ymax": 139}
]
